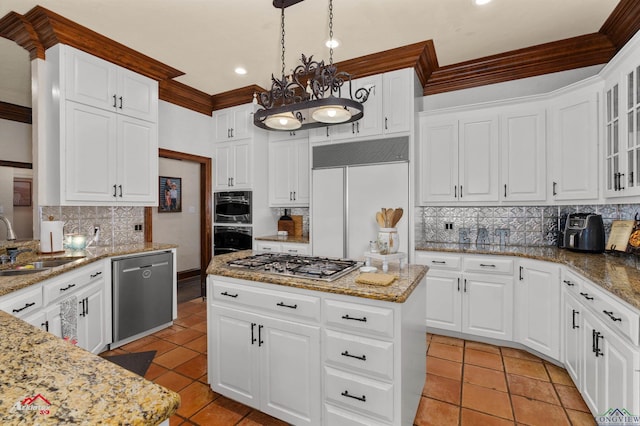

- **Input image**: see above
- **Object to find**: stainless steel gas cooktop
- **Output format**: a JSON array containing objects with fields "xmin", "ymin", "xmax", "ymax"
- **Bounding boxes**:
[{"xmin": 227, "ymin": 253, "xmax": 360, "ymax": 282}]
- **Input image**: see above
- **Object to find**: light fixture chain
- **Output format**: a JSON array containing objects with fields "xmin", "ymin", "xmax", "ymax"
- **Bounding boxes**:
[
  {"xmin": 328, "ymin": 0, "xmax": 334, "ymax": 65},
  {"xmin": 281, "ymin": 6, "xmax": 286, "ymax": 79}
]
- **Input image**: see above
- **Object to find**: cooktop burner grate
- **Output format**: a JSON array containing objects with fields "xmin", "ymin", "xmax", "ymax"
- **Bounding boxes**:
[{"xmin": 226, "ymin": 253, "xmax": 360, "ymax": 281}]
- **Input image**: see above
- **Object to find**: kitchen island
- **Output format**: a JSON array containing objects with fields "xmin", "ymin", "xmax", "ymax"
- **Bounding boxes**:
[{"xmin": 206, "ymin": 250, "xmax": 428, "ymax": 426}]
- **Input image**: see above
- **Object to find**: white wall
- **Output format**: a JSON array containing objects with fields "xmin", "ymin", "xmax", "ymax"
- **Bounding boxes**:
[
  {"xmin": 0, "ymin": 118, "xmax": 31, "ymax": 162},
  {"xmin": 158, "ymin": 101, "xmax": 214, "ymax": 157}
]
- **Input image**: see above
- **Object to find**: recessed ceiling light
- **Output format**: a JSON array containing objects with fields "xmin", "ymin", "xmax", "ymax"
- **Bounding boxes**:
[
  {"xmin": 475, "ymin": 0, "xmax": 492, "ymax": 4},
  {"xmin": 235, "ymin": 67, "xmax": 247, "ymax": 75},
  {"xmin": 325, "ymin": 39, "xmax": 339, "ymax": 49}
]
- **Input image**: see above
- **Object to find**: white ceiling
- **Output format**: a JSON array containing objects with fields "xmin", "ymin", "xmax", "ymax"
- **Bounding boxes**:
[{"xmin": 0, "ymin": 0, "xmax": 621, "ymax": 108}]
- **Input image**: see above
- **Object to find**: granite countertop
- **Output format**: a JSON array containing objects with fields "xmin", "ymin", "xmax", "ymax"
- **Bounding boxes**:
[
  {"xmin": 0, "ymin": 310, "xmax": 180, "ymax": 425},
  {"xmin": 416, "ymin": 242, "xmax": 640, "ymax": 311},
  {"xmin": 207, "ymin": 250, "xmax": 427, "ymax": 303},
  {"xmin": 254, "ymin": 234, "xmax": 310, "ymax": 244},
  {"xmin": 0, "ymin": 243, "xmax": 176, "ymax": 297}
]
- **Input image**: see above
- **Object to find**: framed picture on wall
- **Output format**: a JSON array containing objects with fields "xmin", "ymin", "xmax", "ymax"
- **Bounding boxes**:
[
  {"xmin": 159, "ymin": 176, "xmax": 182, "ymax": 212},
  {"xmin": 13, "ymin": 178, "xmax": 32, "ymax": 206}
]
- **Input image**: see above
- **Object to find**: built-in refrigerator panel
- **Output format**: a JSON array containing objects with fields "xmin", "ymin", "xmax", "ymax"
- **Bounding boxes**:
[{"xmin": 311, "ymin": 138, "xmax": 409, "ymax": 260}]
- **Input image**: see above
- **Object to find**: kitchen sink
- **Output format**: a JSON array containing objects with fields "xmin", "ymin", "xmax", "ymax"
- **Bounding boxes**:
[{"xmin": 0, "ymin": 268, "xmax": 50, "ymax": 276}]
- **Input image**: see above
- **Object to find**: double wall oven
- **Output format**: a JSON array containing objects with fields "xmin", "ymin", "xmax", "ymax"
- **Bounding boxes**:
[{"xmin": 214, "ymin": 191, "xmax": 252, "ymax": 255}]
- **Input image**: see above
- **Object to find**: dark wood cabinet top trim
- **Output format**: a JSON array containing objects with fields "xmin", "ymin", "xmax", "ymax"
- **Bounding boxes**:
[
  {"xmin": 600, "ymin": 0, "xmax": 640, "ymax": 51},
  {"xmin": 212, "ymin": 84, "xmax": 265, "ymax": 111},
  {"xmin": 159, "ymin": 80, "xmax": 214, "ymax": 116},
  {"xmin": 0, "ymin": 11, "xmax": 44, "ymax": 60}
]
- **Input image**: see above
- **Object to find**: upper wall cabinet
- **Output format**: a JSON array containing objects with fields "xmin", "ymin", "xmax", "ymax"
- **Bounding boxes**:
[
  {"xmin": 65, "ymin": 47, "xmax": 158, "ymax": 122},
  {"xmin": 214, "ymin": 104, "xmax": 254, "ymax": 142},
  {"xmin": 37, "ymin": 44, "xmax": 159, "ymax": 206},
  {"xmin": 268, "ymin": 138, "xmax": 310, "ymax": 207},
  {"xmin": 548, "ymin": 81, "xmax": 600, "ymax": 201},
  {"xmin": 309, "ymin": 68, "xmax": 415, "ymax": 143}
]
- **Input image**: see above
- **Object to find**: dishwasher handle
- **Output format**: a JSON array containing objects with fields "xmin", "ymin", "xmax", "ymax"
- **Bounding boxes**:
[{"xmin": 121, "ymin": 261, "xmax": 169, "ymax": 273}]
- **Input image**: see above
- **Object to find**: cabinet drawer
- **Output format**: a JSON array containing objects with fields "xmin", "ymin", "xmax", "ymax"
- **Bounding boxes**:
[
  {"xmin": 0, "ymin": 286, "xmax": 43, "ymax": 318},
  {"xmin": 43, "ymin": 263, "xmax": 105, "ymax": 305},
  {"xmin": 280, "ymin": 243, "xmax": 309, "ymax": 255},
  {"xmin": 586, "ymin": 281, "xmax": 640, "ymax": 346},
  {"xmin": 464, "ymin": 256, "xmax": 513, "ymax": 274},
  {"xmin": 213, "ymin": 280, "xmax": 320, "ymax": 321},
  {"xmin": 325, "ymin": 367, "xmax": 393, "ymax": 422},
  {"xmin": 324, "ymin": 329, "xmax": 394, "ymax": 380},
  {"xmin": 255, "ymin": 242, "xmax": 281, "ymax": 253},
  {"xmin": 324, "ymin": 300, "xmax": 394, "ymax": 338},
  {"xmin": 324, "ymin": 403, "xmax": 389, "ymax": 426},
  {"xmin": 414, "ymin": 252, "xmax": 461, "ymax": 270},
  {"xmin": 561, "ymin": 269, "xmax": 582, "ymax": 296}
]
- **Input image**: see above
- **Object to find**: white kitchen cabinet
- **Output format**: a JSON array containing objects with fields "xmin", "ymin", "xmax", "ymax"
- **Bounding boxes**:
[
  {"xmin": 255, "ymin": 241, "xmax": 310, "ymax": 255},
  {"xmin": 562, "ymin": 290, "xmax": 583, "ymax": 384},
  {"xmin": 309, "ymin": 68, "xmax": 414, "ymax": 144},
  {"xmin": 514, "ymin": 259, "xmax": 560, "ymax": 359},
  {"xmin": 65, "ymin": 45, "xmax": 158, "ymax": 122},
  {"xmin": 500, "ymin": 104, "xmax": 547, "ymax": 201},
  {"xmin": 0, "ymin": 285, "xmax": 43, "ymax": 319},
  {"xmin": 214, "ymin": 104, "xmax": 254, "ymax": 142},
  {"xmin": 268, "ymin": 138, "xmax": 310, "ymax": 206},
  {"xmin": 64, "ymin": 102, "xmax": 157, "ymax": 204},
  {"xmin": 209, "ymin": 284, "xmax": 321, "ymax": 425},
  {"xmin": 75, "ymin": 279, "xmax": 107, "ymax": 354},
  {"xmin": 38, "ymin": 44, "xmax": 159, "ymax": 206},
  {"xmin": 23, "ymin": 303, "xmax": 63, "ymax": 338},
  {"xmin": 214, "ymin": 139, "xmax": 252, "ymax": 190},
  {"xmin": 417, "ymin": 253, "xmax": 513, "ymax": 340},
  {"xmin": 548, "ymin": 82, "xmax": 600, "ymax": 201},
  {"xmin": 419, "ymin": 112, "xmax": 499, "ymax": 204}
]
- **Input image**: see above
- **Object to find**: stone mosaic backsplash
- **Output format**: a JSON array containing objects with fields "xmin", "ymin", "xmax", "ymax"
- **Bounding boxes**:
[
  {"xmin": 272, "ymin": 207, "xmax": 310, "ymax": 235},
  {"xmin": 40, "ymin": 206, "xmax": 145, "ymax": 247},
  {"xmin": 415, "ymin": 204, "xmax": 640, "ymax": 247}
]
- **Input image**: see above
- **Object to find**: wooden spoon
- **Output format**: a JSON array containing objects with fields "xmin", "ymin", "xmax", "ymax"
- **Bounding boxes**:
[
  {"xmin": 391, "ymin": 208, "xmax": 403, "ymax": 227},
  {"xmin": 385, "ymin": 208, "xmax": 394, "ymax": 228},
  {"xmin": 376, "ymin": 212, "xmax": 385, "ymax": 227}
]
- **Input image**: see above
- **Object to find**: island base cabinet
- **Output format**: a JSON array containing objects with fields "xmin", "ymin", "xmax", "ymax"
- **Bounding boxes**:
[{"xmin": 209, "ymin": 303, "xmax": 321, "ymax": 425}]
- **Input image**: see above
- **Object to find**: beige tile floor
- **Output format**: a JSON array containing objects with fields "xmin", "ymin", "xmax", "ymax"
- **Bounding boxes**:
[{"xmin": 101, "ymin": 297, "xmax": 595, "ymax": 425}]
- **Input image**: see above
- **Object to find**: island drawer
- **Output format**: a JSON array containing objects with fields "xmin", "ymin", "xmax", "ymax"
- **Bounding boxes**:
[
  {"xmin": 43, "ymin": 263, "xmax": 105, "ymax": 305},
  {"xmin": 324, "ymin": 403, "xmax": 389, "ymax": 426},
  {"xmin": 212, "ymin": 280, "xmax": 320, "ymax": 321},
  {"xmin": 0, "ymin": 286, "xmax": 43, "ymax": 318},
  {"xmin": 324, "ymin": 329, "xmax": 394, "ymax": 381},
  {"xmin": 463, "ymin": 256, "xmax": 513, "ymax": 274},
  {"xmin": 324, "ymin": 367, "xmax": 393, "ymax": 422},
  {"xmin": 414, "ymin": 252, "xmax": 461, "ymax": 270},
  {"xmin": 324, "ymin": 299, "xmax": 394, "ymax": 338}
]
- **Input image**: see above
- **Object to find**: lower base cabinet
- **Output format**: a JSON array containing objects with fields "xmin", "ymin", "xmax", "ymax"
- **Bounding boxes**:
[{"xmin": 209, "ymin": 304, "xmax": 321, "ymax": 425}]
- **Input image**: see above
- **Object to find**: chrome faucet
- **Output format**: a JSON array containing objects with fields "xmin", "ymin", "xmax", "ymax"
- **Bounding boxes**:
[{"xmin": 0, "ymin": 215, "xmax": 17, "ymax": 241}]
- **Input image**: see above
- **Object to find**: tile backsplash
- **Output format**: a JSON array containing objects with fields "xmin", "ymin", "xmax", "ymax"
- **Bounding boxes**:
[
  {"xmin": 41, "ymin": 206, "xmax": 145, "ymax": 247},
  {"xmin": 415, "ymin": 204, "xmax": 640, "ymax": 247},
  {"xmin": 272, "ymin": 208, "xmax": 310, "ymax": 235}
]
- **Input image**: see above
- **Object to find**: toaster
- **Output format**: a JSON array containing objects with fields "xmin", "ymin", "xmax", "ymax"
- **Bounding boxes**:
[{"xmin": 563, "ymin": 213, "xmax": 605, "ymax": 253}]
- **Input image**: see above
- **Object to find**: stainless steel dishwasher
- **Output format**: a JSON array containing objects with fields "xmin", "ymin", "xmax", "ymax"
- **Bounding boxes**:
[{"xmin": 112, "ymin": 251, "xmax": 173, "ymax": 347}]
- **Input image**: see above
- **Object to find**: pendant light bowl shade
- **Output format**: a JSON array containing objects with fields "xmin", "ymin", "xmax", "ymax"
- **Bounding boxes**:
[
  {"xmin": 311, "ymin": 105, "xmax": 352, "ymax": 123},
  {"xmin": 264, "ymin": 111, "xmax": 302, "ymax": 130}
]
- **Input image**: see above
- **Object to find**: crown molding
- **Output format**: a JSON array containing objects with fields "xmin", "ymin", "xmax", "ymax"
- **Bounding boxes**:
[
  {"xmin": 0, "ymin": 101, "xmax": 32, "ymax": 124},
  {"xmin": 0, "ymin": 11, "xmax": 43, "ymax": 60},
  {"xmin": 424, "ymin": 33, "xmax": 615, "ymax": 96},
  {"xmin": 600, "ymin": 0, "xmax": 640, "ymax": 51},
  {"xmin": 212, "ymin": 85, "xmax": 266, "ymax": 111},
  {"xmin": 23, "ymin": 6, "xmax": 184, "ymax": 82},
  {"xmin": 159, "ymin": 79, "xmax": 214, "ymax": 116}
]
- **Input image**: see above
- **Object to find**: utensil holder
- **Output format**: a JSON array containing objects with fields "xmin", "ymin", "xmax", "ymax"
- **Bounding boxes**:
[{"xmin": 377, "ymin": 228, "xmax": 398, "ymax": 255}]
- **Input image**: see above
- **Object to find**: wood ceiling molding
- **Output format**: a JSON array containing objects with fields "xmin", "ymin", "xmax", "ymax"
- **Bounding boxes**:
[
  {"xmin": 600, "ymin": 0, "xmax": 640, "ymax": 51},
  {"xmin": 159, "ymin": 79, "xmax": 214, "ymax": 116},
  {"xmin": 0, "ymin": 11, "xmax": 44, "ymax": 60},
  {"xmin": 0, "ymin": 101, "xmax": 32, "ymax": 124},
  {"xmin": 212, "ymin": 84, "xmax": 265, "ymax": 111},
  {"xmin": 22, "ymin": 6, "xmax": 184, "ymax": 82},
  {"xmin": 424, "ymin": 33, "xmax": 616, "ymax": 96}
]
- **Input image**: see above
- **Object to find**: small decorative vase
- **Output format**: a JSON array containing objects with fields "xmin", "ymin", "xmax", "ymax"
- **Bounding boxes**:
[{"xmin": 377, "ymin": 228, "xmax": 398, "ymax": 255}]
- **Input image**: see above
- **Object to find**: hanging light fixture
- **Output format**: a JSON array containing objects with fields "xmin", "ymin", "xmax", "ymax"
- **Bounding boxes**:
[{"xmin": 253, "ymin": 0, "xmax": 370, "ymax": 131}]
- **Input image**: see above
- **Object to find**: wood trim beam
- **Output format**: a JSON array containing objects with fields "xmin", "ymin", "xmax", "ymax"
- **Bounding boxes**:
[
  {"xmin": 424, "ymin": 33, "xmax": 616, "ymax": 96},
  {"xmin": 212, "ymin": 85, "xmax": 265, "ymax": 111},
  {"xmin": 22, "ymin": 6, "xmax": 184, "ymax": 82},
  {"xmin": 600, "ymin": 0, "xmax": 640, "ymax": 52},
  {"xmin": 0, "ymin": 11, "xmax": 44, "ymax": 60},
  {"xmin": 0, "ymin": 160, "xmax": 32, "ymax": 169},
  {"xmin": 159, "ymin": 79, "xmax": 214, "ymax": 116},
  {"xmin": 0, "ymin": 101, "xmax": 32, "ymax": 124}
]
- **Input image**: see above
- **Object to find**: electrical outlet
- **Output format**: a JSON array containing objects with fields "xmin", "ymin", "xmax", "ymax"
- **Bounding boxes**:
[
  {"xmin": 134, "ymin": 224, "xmax": 143, "ymax": 231},
  {"xmin": 444, "ymin": 222, "xmax": 454, "ymax": 230}
]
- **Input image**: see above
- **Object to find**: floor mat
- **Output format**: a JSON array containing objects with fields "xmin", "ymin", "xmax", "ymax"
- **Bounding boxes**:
[{"xmin": 103, "ymin": 350, "xmax": 156, "ymax": 377}]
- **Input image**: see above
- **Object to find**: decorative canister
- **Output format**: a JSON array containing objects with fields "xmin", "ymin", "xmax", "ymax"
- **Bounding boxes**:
[{"xmin": 377, "ymin": 228, "xmax": 399, "ymax": 255}]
